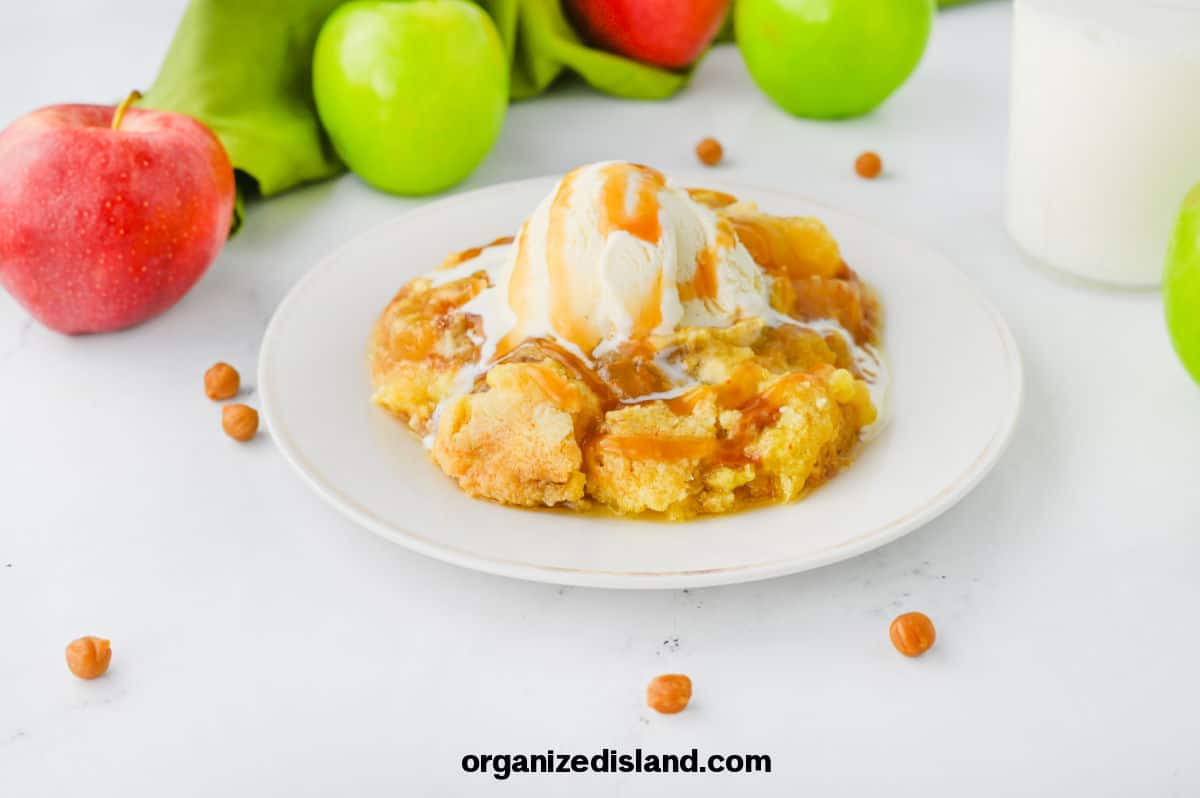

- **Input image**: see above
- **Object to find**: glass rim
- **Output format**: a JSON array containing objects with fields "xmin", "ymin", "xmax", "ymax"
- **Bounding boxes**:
[{"xmin": 1016, "ymin": 0, "xmax": 1200, "ymax": 51}]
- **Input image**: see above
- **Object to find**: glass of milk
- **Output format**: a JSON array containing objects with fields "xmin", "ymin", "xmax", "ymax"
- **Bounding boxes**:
[{"xmin": 1006, "ymin": 0, "xmax": 1200, "ymax": 288}]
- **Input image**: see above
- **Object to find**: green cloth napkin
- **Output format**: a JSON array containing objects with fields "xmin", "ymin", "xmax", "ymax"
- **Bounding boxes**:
[
  {"xmin": 142, "ymin": 0, "xmax": 343, "ymax": 199},
  {"xmin": 142, "ymin": 0, "xmax": 690, "ymax": 201}
]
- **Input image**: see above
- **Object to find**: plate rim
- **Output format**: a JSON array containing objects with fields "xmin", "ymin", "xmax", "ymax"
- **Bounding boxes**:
[{"xmin": 258, "ymin": 174, "xmax": 1024, "ymax": 590}]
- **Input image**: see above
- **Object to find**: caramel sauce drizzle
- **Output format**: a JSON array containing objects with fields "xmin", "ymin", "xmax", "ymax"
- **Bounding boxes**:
[
  {"xmin": 685, "ymin": 204, "xmax": 735, "ymax": 306},
  {"xmin": 725, "ymin": 217, "xmax": 780, "ymax": 277},
  {"xmin": 545, "ymin": 171, "xmax": 603, "ymax": 354},
  {"xmin": 686, "ymin": 188, "xmax": 738, "ymax": 209},
  {"xmin": 504, "ymin": 163, "xmax": 675, "ymax": 357},
  {"xmin": 630, "ymin": 270, "xmax": 665, "ymax": 338},
  {"xmin": 437, "ymin": 236, "xmax": 514, "ymax": 270},
  {"xmin": 497, "ymin": 221, "xmax": 534, "ymax": 358},
  {"xmin": 691, "ymin": 248, "xmax": 719, "ymax": 304},
  {"xmin": 664, "ymin": 361, "xmax": 763, "ymax": 415},
  {"xmin": 591, "ymin": 371, "xmax": 818, "ymax": 467},
  {"xmin": 598, "ymin": 162, "xmax": 665, "ymax": 244},
  {"xmin": 432, "ymin": 179, "xmax": 879, "ymax": 469},
  {"xmin": 489, "ymin": 337, "xmax": 619, "ymax": 409},
  {"xmin": 523, "ymin": 362, "xmax": 585, "ymax": 413},
  {"xmin": 596, "ymin": 339, "xmax": 674, "ymax": 400},
  {"xmin": 487, "ymin": 336, "xmax": 826, "ymax": 468},
  {"xmin": 591, "ymin": 435, "xmax": 716, "ymax": 462},
  {"xmin": 599, "ymin": 164, "xmax": 668, "ymax": 337}
]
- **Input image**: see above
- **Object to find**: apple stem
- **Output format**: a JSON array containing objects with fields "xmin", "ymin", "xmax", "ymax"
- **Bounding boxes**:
[{"xmin": 111, "ymin": 90, "xmax": 143, "ymax": 131}]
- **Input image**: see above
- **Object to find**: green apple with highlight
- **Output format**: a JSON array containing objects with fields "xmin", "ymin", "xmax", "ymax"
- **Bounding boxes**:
[
  {"xmin": 313, "ymin": 0, "xmax": 508, "ymax": 196},
  {"xmin": 1165, "ymin": 183, "xmax": 1200, "ymax": 386},
  {"xmin": 736, "ymin": 0, "xmax": 934, "ymax": 119}
]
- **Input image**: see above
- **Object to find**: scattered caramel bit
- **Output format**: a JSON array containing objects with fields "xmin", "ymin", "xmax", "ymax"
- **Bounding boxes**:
[
  {"xmin": 695, "ymin": 137, "xmax": 723, "ymax": 167},
  {"xmin": 646, "ymin": 674, "xmax": 693, "ymax": 714},
  {"xmin": 855, "ymin": 151, "xmax": 882, "ymax": 179},
  {"xmin": 890, "ymin": 612, "xmax": 936, "ymax": 657},
  {"xmin": 222, "ymin": 404, "xmax": 259, "ymax": 441},
  {"xmin": 204, "ymin": 362, "xmax": 240, "ymax": 400},
  {"xmin": 65, "ymin": 636, "xmax": 112, "ymax": 680}
]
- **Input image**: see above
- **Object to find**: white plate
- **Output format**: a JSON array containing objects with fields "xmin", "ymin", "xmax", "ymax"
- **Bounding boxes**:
[{"xmin": 259, "ymin": 175, "xmax": 1022, "ymax": 589}]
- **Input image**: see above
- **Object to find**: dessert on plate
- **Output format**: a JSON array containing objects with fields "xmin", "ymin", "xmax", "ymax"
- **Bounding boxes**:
[{"xmin": 369, "ymin": 161, "xmax": 884, "ymax": 519}]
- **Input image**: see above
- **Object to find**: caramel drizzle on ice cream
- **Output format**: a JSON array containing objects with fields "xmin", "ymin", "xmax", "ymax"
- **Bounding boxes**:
[
  {"xmin": 545, "ymin": 169, "xmax": 599, "ymax": 353},
  {"xmin": 598, "ymin": 162, "xmax": 665, "ymax": 244},
  {"xmin": 498, "ymin": 162, "xmax": 749, "ymax": 358},
  {"xmin": 415, "ymin": 162, "xmax": 886, "ymax": 462}
]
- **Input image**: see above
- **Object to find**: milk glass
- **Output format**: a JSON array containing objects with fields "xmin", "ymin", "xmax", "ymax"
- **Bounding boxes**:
[{"xmin": 1006, "ymin": 0, "xmax": 1200, "ymax": 287}]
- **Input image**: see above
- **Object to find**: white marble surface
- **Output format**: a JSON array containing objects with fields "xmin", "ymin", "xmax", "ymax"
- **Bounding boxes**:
[{"xmin": 2, "ymin": 2, "xmax": 1199, "ymax": 795}]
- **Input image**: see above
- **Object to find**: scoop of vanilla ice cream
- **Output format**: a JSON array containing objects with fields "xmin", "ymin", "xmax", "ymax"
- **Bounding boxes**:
[{"xmin": 485, "ymin": 161, "xmax": 771, "ymax": 359}]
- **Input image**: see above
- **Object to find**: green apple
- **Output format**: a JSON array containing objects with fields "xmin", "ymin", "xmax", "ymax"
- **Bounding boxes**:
[
  {"xmin": 736, "ymin": 0, "xmax": 934, "ymax": 119},
  {"xmin": 1165, "ymin": 183, "xmax": 1200, "ymax": 386},
  {"xmin": 312, "ymin": 0, "xmax": 508, "ymax": 195}
]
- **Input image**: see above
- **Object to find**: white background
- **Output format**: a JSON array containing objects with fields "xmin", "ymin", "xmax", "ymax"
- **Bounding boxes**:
[{"xmin": 2, "ymin": 1, "xmax": 1199, "ymax": 795}]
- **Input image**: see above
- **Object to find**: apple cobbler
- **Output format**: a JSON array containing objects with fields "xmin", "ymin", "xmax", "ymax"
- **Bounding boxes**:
[{"xmin": 369, "ymin": 162, "xmax": 882, "ymax": 519}]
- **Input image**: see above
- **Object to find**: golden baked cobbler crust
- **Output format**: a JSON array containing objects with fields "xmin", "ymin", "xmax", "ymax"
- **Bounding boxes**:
[{"xmin": 369, "ymin": 194, "xmax": 881, "ymax": 519}]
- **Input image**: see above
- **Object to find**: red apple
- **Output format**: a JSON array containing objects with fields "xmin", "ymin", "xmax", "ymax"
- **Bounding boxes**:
[
  {"xmin": 0, "ymin": 92, "xmax": 235, "ymax": 334},
  {"xmin": 564, "ymin": 0, "xmax": 731, "ymax": 70}
]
